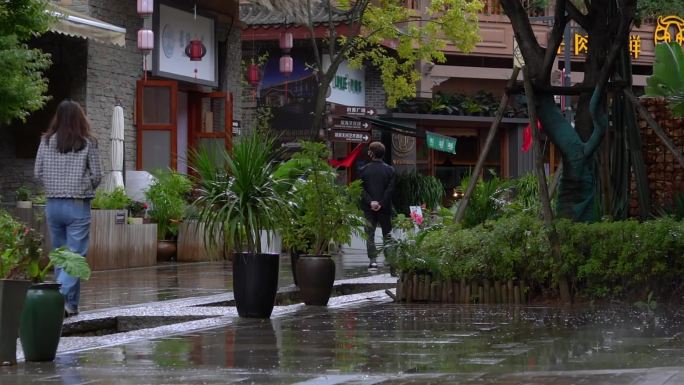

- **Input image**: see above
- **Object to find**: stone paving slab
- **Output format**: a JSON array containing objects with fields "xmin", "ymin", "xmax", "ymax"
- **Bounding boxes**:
[{"xmin": 16, "ymin": 274, "xmax": 397, "ymax": 361}]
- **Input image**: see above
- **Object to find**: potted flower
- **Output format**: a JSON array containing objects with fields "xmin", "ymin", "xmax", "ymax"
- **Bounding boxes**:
[
  {"xmin": 126, "ymin": 200, "xmax": 147, "ymax": 225},
  {"xmin": 19, "ymin": 247, "xmax": 90, "ymax": 362},
  {"xmin": 192, "ymin": 129, "xmax": 291, "ymax": 318},
  {"xmin": 0, "ymin": 210, "xmax": 90, "ymax": 364},
  {"xmin": 15, "ymin": 186, "xmax": 32, "ymax": 209},
  {"xmin": 277, "ymin": 141, "xmax": 366, "ymax": 306},
  {"xmin": 145, "ymin": 171, "xmax": 192, "ymax": 262}
]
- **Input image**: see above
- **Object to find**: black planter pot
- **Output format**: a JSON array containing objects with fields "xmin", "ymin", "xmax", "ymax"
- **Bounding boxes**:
[
  {"xmin": 290, "ymin": 251, "xmax": 301, "ymax": 286},
  {"xmin": 19, "ymin": 282, "xmax": 64, "ymax": 362},
  {"xmin": 296, "ymin": 255, "xmax": 336, "ymax": 306},
  {"xmin": 232, "ymin": 252, "xmax": 280, "ymax": 318},
  {"xmin": 0, "ymin": 279, "xmax": 31, "ymax": 365}
]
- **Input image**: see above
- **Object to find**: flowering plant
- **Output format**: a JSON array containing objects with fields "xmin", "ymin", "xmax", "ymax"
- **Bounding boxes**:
[
  {"xmin": 0, "ymin": 209, "xmax": 91, "ymax": 281},
  {"xmin": 0, "ymin": 210, "xmax": 42, "ymax": 280},
  {"xmin": 127, "ymin": 200, "xmax": 148, "ymax": 217}
]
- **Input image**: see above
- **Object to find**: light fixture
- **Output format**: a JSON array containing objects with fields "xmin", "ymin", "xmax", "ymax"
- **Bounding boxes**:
[
  {"xmin": 279, "ymin": 55, "xmax": 293, "ymax": 76},
  {"xmin": 279, "ymin": 31, "xmax": 293, "ymax": 53},
  {"xmin": 137, "ymin": 29, "xmax": 154, "ymax": 52},
  {"xmin": 185, "ymin": 39, "xmax": 207, "ymax": 61},
  {"xmin": 137, "ymin": 0, "xmax": 153, "ymax": 16},
  {"xmin": 247, "ymin": 63, "xmax": 260, "ymax": 86}
]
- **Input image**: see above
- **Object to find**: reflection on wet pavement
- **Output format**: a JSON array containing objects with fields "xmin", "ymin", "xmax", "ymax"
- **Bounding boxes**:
[
  {"xmin": 2, "ymin": 303, "xmax": 682, "ymax": 384},
  {"xmin": 79, "ymin": 252, "xmax": 385, "ymax": 312}
]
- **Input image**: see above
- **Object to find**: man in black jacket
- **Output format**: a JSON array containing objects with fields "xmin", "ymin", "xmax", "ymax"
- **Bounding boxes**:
[{"xmin": 359, "ymin": 141, "xmax": 396, "ymax": 269}]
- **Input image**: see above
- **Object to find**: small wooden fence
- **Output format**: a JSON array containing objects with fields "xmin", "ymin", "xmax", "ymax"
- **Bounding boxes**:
[{"xmin": 396, "ymin": 272, "xmax": 529, "ymax": 304}]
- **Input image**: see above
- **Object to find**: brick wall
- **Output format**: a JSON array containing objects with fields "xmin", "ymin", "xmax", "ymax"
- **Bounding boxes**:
[
  {"xmin": 632, "ymin": 97, "xmax": 684, "ymax": 215},
  {"xmin": 365, "ymin": 66, "xmax": 387, "ymax": 114}
]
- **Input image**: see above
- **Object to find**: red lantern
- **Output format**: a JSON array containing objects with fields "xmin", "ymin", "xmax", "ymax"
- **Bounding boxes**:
[
  {"xmin": 279, "ymin": 55, "xmax": 293, "ymax": 77},
  {"xmin": 185, "ymin": 39, "xmax": 207, "ymax": 61},
  {"xmin": 247, "ymin": 63, "xmax": 260, "ymax": 86},
  {"xmin": 279, "ymin": 32, "xmax": 293, "ymax": 53},
  {"xmin": 137, "ymin": 29, "xmax": 154, "ymax": 52},
  {"xmin": 137, "ymin": 0, "xmax": 153, "ymax": 16}
]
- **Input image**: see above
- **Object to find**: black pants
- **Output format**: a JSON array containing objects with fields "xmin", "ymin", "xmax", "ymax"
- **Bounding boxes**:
[{"xmin": 364, "ymin": 210, "xmax": 391, "ymax": 260}]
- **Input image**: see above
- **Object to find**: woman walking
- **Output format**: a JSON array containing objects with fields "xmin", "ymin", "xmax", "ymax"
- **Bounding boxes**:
[{"xmin": 35, "ymin": 100, "xmax": 102, "ymax": 317}]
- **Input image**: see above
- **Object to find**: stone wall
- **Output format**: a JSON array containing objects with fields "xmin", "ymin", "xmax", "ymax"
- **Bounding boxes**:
[
  {"xmin": 633, "ymin": 97, "xmax": 684, "ymax": 214},
  {"xmin": 86, "ymin": 0, "xmax": 143, "ymax": 174}
]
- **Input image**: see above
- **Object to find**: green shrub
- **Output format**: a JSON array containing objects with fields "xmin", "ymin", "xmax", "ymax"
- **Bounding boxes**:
[
  {"xmin": 392, "ymin": 214, "xmax": 684, "ymax": 302},
  {"xmin": 145, "ymin": 171, "xmax": 192, "ymax": 240},
  {"xmin": 92, "ymin": 187, "xmax": 131, "ymax": 210},
  {"xmin": 393, "ymin": 171, "xmax": 444, "ymax": 215}
]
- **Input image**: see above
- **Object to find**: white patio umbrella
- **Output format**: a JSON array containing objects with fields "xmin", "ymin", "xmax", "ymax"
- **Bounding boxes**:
[{"xmin": 104, "ymin": 104, "xmax": 125, "ymax": 191}]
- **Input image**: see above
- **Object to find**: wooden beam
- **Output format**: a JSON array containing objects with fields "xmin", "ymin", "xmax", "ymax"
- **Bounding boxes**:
[{"xmin": 624, "ymin": 89, "xmax": 684, "ymax": 169}]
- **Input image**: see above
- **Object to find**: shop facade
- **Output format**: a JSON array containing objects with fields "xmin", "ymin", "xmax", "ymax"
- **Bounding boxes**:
[{"xmin": 0, "ymin": 0, "xmax": 242, "ymax": 202}]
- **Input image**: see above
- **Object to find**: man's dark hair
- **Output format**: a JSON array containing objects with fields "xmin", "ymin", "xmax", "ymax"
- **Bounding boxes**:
[{"xmin": 369, "ymin": 141, "xmax": 385, "ymax": 159}]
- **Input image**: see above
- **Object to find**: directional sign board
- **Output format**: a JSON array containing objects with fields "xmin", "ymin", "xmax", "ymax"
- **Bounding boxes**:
[
  {"xmin": 331, "ymin": 118, "xmax": 370, "ymax": 131},
  {"xmin": 332, "ymin": 104, "xmax": 377, "ymax": 117},
  {"xmin": 426, "ymin": 131, "xmax": 457, "ymax": 154},
  {"xmin": 329, "ymin": 130, "xmax": 371, "ymax": 143}
]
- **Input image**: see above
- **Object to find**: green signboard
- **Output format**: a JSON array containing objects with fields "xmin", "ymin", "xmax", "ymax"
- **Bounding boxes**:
[{"xmin": 426, "ymin": 132, "xmax": 457, "ymax": 154}]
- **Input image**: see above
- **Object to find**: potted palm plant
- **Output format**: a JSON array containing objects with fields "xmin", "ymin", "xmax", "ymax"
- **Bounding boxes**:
[
  {"xmin": 192, "ymin": 129, "xmax": 291, "ymax": 318},
  {"xmin": 278, "ymin": 141, "xmax": 365, "ymax": 306}
]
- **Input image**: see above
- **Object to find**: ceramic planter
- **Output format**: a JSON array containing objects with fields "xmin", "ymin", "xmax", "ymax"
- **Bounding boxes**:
[
  {"xmin": 0, "ymin": 279, "xmax": 31, "ymax": 365},
  {"xmin": 296, "ymin": 255, "xmax": 336, "ymax": 306},
  {"xmin": 156, "ymin": 240, "xmax": 177, "ymax": 262},
  {"xmin": 19, "ymin": 282, "xmax": 64, "ymax": 362},
  {"xmin": 233, "ymin": 252, "xmax": 280, "ymax": 318}
]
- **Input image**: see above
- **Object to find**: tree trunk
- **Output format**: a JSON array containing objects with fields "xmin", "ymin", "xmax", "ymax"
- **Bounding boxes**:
[{"xmin": 537, "ymin": 96, "xmax": 598, "ymax": 222}]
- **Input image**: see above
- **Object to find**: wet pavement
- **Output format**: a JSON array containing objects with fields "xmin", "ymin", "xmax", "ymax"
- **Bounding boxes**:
[
  {"xmin": 79, "ymin": 248, "xmax": 386, "ymax": 312},
  {"xmin": 1, "ymin": 238, "xmax": 683, "ymax": 384},
  {"xmin": 2, "ymin": 300, "xmax": 683, "ymax": 384}
]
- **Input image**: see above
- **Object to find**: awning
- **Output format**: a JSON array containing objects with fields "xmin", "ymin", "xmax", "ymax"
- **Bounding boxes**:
[{"xmin": 47, "ymin": 4, "xmax": 126, "ymax": 47}]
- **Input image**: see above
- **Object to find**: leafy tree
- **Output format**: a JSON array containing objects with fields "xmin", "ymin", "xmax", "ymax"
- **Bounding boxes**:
[
  {"xmin": 251, "ymin": 0, "xmax": 483, "ymax": 133},
  {"xmin": 502, "ymin": 0, "xmax": 640, "ymax": 222},
  {"xmin": 0, "ymin": 0, "xmax": 52, "ymax": 124}
]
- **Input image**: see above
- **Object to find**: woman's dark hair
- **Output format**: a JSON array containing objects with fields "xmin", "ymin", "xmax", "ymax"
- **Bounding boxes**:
[{"xmin": 43, "ymin": 100, "xmax": 95, "ymax": 153}]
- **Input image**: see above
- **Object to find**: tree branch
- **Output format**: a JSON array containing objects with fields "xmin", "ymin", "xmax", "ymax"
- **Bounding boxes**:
[
  {"xmin": 500, "ymin": 0, "xmax": 544, "ymax": 76},
  {"xmin": 307, "ymin": 0, "xmax": 322, "ymax": 73},
  {"xmin": 565, "ymin": 0, "xmax": 590, "ymax": 30},
  {"xmin": 542, "ymin": 0, "xmax": 568, "ymax": 78}
]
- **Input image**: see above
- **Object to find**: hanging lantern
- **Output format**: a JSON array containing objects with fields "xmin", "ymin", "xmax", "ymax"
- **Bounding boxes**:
[
  {"xmin": 279, "ymin": 31, "xmax": 293, "ymax": 53},
  {"xmin": 279, "ymin": 55, "xmax": 293, "ymax": 76},
  {"xmin": 137, "ymin": 29, "xmax": 154, "ymax": 52},
  {"xmin": 137, "ymin": 0, "xmax": 153, "ymax": 16},
  {"xmin": 247, "ymin": 63, "xmax": 260, "ymax": 87},
  {"xmin": 185, "ymin": 39, "xmax": 207, "ymax": 61}
]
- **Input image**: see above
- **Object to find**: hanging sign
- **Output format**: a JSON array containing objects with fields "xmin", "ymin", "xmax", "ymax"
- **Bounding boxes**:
[
  {"xmin": 329, "ymin": 130, "xmax": 371, "ymax": 143},
  {"xmin": 331, "ymin": 118, "xmax": 370, "ymax": 131},
  {"xmin": 426, "ymin": 132, "xmax": 457, "ymax": 154},
  {"xmin": 154, "ymin": 3, "xmax": 217, "ymax": 87}
]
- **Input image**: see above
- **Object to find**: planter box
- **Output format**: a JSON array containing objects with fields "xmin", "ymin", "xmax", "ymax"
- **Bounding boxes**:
[
  {"xmin": 89, "ymin": 210, "xmax": 157, "ymax": 270},
  {"xmin": 177, "ymin": 220, "xmax": 224, "ymax": 262}
]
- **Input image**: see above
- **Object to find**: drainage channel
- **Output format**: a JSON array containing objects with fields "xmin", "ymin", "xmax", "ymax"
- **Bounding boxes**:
[{"xmin": 63, "ymin": 282, "xmax": 395, "ymax": 337}]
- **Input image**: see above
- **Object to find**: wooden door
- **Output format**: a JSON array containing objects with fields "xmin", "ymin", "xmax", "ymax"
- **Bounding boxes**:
[
  {"xmin": 136, "ymin": 79, "xmax": 178, "ymax": 171},
  {"xmin": 188, "ymin": 91, "xmax": 233, "ymax": 157}
]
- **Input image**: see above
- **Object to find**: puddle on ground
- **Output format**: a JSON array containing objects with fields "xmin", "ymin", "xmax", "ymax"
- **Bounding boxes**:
[{"xmin": 54, "ymin": 303, "xmax": 684, "ymax": 376}]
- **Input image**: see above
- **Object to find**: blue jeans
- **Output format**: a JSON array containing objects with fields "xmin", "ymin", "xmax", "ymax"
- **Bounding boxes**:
[{"xmin": 46, "ymin": 198, "xmax": 91, "ymax": 310}]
